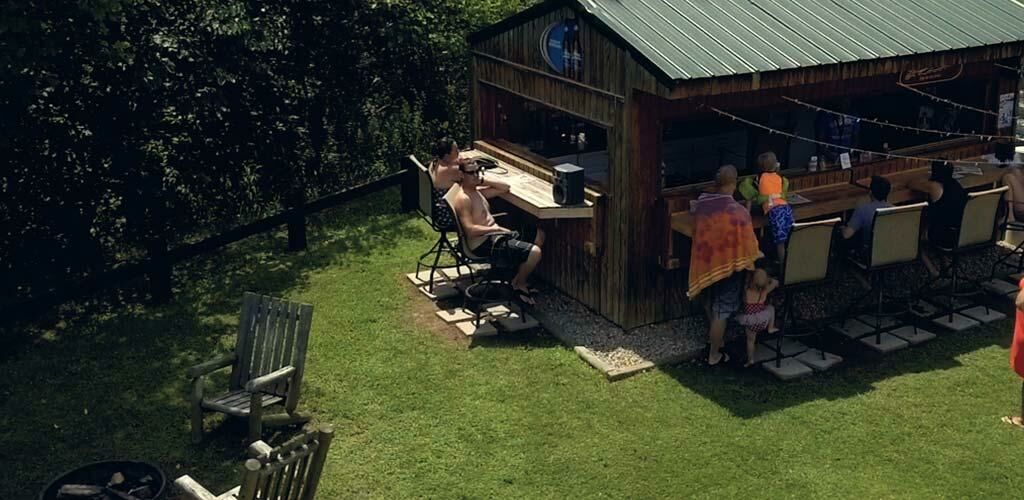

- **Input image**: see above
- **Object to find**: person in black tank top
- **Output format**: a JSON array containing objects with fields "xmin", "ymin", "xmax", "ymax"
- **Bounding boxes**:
[
  {"xmin": 927, "ymin": 165, "xmax": 967, "ymax": 249},
  {"xmin": 911, "ymin": 160, "xmax": 969, "ymax": 276}
]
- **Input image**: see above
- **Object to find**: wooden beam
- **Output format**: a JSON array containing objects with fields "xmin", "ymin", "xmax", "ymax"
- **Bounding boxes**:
[{"xmin": 472, "ymin": 50, "xmax": 626, "ymax": 102}]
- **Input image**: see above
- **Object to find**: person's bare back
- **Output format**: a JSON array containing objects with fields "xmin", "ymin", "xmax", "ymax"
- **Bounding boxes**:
[{"xmin": 1004, "ymin": 169, "xmax": 1024, "ymax": 221}]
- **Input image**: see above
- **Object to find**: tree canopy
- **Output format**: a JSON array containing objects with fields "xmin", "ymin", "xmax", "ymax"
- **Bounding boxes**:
[{"xmin": 0, "ymin": 0, "xmax": 536, "ymax": 306}]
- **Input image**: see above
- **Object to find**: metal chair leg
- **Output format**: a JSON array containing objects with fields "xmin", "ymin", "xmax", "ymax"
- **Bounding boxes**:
[
  {"xmin": 875, "ymin": 275, "xmax": 883, "ymax": 345},
  {"xmin": 948, "ymin": 254, "xmax": 959, "ymax": 323}
]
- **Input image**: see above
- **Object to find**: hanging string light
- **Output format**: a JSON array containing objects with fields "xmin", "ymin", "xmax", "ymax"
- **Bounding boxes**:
[
  {"xmin": 781, "ymin": 96, "xmax": 1014, "ymax": 141},
  {"xmin": 897, "ymin": 83, "xmax": 999, "ymax": 117},
  {"xmin": 702, "ymin": 104, "xmax": 1023, "ymax": 167}
]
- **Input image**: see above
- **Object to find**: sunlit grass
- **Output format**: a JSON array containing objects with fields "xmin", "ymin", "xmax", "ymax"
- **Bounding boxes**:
[{"xmin": 3, "ymin": 188, "xmax": 1022, "ymax": 499}]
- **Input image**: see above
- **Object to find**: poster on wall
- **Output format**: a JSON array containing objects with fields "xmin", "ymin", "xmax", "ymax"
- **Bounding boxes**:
[
  {"xmin": 998, "ymin": 93, "xmax": 1015, "ymax": 129},
  {"xmin": 540, "ymin": 17, "xmax": 583, "ymax": 80}
]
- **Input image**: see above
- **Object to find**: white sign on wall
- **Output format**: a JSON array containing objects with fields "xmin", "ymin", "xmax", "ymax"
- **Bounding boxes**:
[{"xmin": 999, "ymin": 93, "xmax": 1015, "ymax": 129}]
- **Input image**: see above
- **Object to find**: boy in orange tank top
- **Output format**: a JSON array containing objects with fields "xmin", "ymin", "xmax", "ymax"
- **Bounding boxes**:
[{"xmin": 756, "ymin": 152, "xmax": 794, "ymax": 265}]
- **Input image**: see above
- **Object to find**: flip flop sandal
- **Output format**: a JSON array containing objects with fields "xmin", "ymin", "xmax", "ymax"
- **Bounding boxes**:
[{"xmin": 515, "ymin": 289, "xmax": 536, "ymax": 305}]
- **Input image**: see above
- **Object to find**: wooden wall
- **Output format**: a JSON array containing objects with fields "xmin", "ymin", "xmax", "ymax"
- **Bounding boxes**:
[{"xmin": 471, "ymin": 5, "xmax": 672, "ymax": 328}]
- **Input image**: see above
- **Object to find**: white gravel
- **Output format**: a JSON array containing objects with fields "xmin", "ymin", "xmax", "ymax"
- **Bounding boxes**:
[{"xmin": 531, "ymin": 246, "xmax": 1012, "ymax": 372}]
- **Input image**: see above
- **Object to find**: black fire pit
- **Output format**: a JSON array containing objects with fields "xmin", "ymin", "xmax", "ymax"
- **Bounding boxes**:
[{"xmin": 39, "ymin": 460, "xmax": 166, "ymax": 500}]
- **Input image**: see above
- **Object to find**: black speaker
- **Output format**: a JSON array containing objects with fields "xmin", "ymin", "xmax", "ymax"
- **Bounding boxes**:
[{"xmin": 552, "ymin": 163, "xmax": 584, "ymax": 205}]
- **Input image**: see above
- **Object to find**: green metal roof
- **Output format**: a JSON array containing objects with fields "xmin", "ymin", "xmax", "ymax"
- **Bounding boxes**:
[{"xmin": 567, "ymin": 0, "xmax": 1024, "ymax": 80}]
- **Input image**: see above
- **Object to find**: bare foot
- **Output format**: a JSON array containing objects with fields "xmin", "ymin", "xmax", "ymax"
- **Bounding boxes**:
[
  {"xmin": 744, "ymin": 360, "xmax": 756, "ymax": 368},
  {"xmin": 708, "ymin": 352, "xmax": 730, "ymax": 366},
  {"xmin": 767, "ymin": 326, "xmax": 780, "ymax": 334},
  {"xmin": 1002, "ymin": 416, "xmax": 1024, "ymax": 428}
]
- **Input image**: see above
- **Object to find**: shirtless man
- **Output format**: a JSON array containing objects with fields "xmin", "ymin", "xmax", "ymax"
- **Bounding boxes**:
[{"xmin": 447, "ymin": 161, "xmax": 545, "ymax": 304}]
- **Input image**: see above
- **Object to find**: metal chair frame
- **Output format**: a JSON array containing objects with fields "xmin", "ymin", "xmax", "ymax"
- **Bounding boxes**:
[
  {"xmin": 930, "ymin": 187, "xmax": 1008, "ymax": 322},
  {"xmin": 841, "ymin": 203, "xmax": 929, "ymax": 347},
  {"xmin": 770, "ymin": 217, "xmax": 842, "ymax": 367}
]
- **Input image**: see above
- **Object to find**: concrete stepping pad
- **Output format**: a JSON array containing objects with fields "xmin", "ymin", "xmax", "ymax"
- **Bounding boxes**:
[
  {"xmin": 440, "ymin": 266, "xmax": 474, "ymax": 281},
  {"xmin": 909, "ymin": 300, "xmax": 941, "ymax": 318},
  {"xmin": 484, "ymin": 303, "xmax": 513, "ymax": 317},
  {"xmin": 751, "ymin": 343, "xmax": 780, "ymax": 363},
  {"xmin": 930, "ymin": 313, "xmax": 981, "ymax": 332},
  {"xmin": 497, "ymin": 312, "xmax": 539, "ymax": 332},
  {"xmin": 981, "ymin": 279, "xmax": 1019, "ymax": 296},
  {"xmin": 435, "ymin": 308, "xmax": 476, "ymax": 324},
  {"xmin": 959, "ymin": 305, "xmax": 1006, "ymax": 323},
  {"xmin": 856, "ymin": 314, "xmax": 900, "ymax": 330},
  {"xmin": 759, "ymin": 337, "xmax": 809, "ymax": 356},
  {"xmin": 888, "ymin": 326, "xmax": 937, "ymax": 345},
  {"xmin": 406, "ymin": 270, "xmax": 447, "ymax": 286},
  {"xmin": 795, "ymin": 350, "xmax": 843, "ymax": 371},
  {"xmin": 829, "ymin": 319, "xmax": 875, "ymax": 339},
  {"xmin": 455, "ymin": 320, "xmax": 498, "ymax": 337},
  {"xmin": 418, "ymin": 283, "xmax": 460, "ymax": 301},
  {"xmin": 927, "ymin": 296, "xmax": 974, "ymax": 312},
  {"xmin": 858, "ymin": 332, "xmax": 910, "ymax": 353},
  {"xmin": 762, "ymin": 357, "xmax": 814, "ymax": 380}
]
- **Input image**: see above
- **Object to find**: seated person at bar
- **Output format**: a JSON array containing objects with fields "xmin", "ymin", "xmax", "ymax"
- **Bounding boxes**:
[
  {"xmin": 994, "ymin": 142, "xmax": 1024, "ymax": 222},
  {"xmin": 909, "ymin": 160, "xmax": 968, "ymax": 276},
  {"xmin": 428, "ymin": 137, "xmax": 466, "ymax": 229},
  {"xmin": 840, "ymin": 176, "xmax": 892, "ymax": 256},
  {"xmin": 448, "ymin": 161, "xmax": 545, "ymax": 305}
]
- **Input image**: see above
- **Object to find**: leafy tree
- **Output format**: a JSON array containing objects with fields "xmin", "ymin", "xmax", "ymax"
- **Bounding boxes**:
[{"xmin": 0, "ymin": 0, "xmax": 537, "ymax": 308}]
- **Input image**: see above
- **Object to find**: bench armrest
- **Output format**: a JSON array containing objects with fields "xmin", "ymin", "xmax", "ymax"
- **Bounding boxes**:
[
  {"xmin": 174, "ymin": 475, "xmax": 218, "ymax": 500},
  {"xmin": 187, "ymin": 353, "xmax": 237, "ymax": 379},
  {"xmin": 245, "ymin": 366, "xmax": 296, "ymax": 392}
]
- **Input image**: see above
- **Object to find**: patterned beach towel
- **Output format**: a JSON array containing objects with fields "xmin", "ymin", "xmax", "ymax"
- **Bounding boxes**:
[{"xmin": 687, "ymin": 193, "xmax": 761, "ymax": 298}]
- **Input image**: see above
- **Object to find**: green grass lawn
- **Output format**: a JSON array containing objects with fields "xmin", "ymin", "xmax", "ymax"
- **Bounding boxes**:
[{"xmin": 3, "ymin": 188, "xmax": 1023, "ymax": 499}]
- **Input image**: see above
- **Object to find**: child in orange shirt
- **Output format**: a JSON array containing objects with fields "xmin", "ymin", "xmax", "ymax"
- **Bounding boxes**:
[{"xmin": 757, "ymin": 152, "xmax": 794, "ymax": 265}]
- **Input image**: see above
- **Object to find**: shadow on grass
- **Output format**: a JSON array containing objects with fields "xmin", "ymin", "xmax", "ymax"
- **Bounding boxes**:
[
  {"xmin": 0, "ymin": 188, "xmax": 425, "ymax": 498},
  {"xmin": 660, "ymin": 294, "xmax": 1014, "ymax": 419}
]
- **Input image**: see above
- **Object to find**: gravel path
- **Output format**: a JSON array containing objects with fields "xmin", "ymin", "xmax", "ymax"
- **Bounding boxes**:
[{"xmin": 532, "ymin": 246, "xmax": 1012, "ymax": 373}]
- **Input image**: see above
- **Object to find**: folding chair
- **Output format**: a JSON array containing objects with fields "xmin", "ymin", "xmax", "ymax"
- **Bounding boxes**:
[
  {"xmin": 770, "ymin": 217, "xmax": 840, "ymax": 367},
  {"xmin": 845, "ymin": 203, "xmax": 928, "ymax": 346}
]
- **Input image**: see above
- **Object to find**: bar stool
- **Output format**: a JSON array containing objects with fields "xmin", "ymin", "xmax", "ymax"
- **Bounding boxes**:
[
  {"xmin": 444, "ymin": 194, "xmax": 527, "ymax": 331},
  {"xmin": 770, "ymin": 217, "xmax": 841, "ymax": 370},
  {"xmin": 405, "ymin": 155, "xmax": 471, "ymax": 293},
  {"xmin": 931, "ymin": 186, "xmax": 1008, "ymax": 328},
  {"xmin": 843, "ymin": 202, "xmax": 929, "ymax": 350}
]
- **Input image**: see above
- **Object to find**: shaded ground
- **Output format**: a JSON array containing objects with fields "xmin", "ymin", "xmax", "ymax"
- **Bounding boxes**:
[{"xmin": 2, "ymin": 188, "xmax": 1023, "ymax": 499}]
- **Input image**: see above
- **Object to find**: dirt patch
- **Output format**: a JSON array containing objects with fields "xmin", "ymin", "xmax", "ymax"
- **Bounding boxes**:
[{"xmin": 399, "ymin": 275, "xmax": 469, "ymax": 348}]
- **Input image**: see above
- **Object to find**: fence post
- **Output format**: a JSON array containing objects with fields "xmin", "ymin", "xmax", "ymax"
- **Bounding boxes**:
[
  {"xmin": 287, "ymin": 189, "xmax": 308, "ymax": 252},
  {"xmin": 400, "ymin": 157, "xmax": 417, "ymax": 212}
]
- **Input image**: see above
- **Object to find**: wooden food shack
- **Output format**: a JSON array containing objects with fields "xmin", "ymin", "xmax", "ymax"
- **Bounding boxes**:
[{"xmin": 466, "ymin": 0, "xmax": 1024, "ymax": 329}]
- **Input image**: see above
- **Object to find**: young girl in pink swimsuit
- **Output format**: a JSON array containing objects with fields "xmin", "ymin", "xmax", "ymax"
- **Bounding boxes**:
[{"xmin": 737, "ymin": 269, "xmax": 779, "ymax": 367}]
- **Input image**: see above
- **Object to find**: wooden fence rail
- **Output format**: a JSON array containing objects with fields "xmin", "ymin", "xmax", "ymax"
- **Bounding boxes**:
[{"xmin": 1, "ymin": 170, "xmax": 410, "ymax": 324}]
